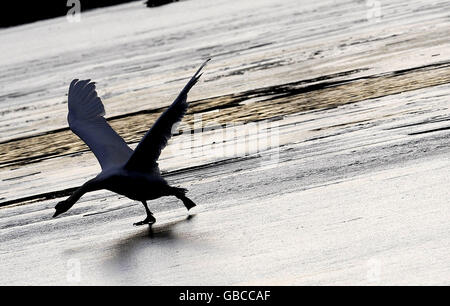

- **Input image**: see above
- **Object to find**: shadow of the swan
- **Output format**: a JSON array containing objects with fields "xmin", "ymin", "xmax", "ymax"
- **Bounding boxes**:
[
  {"xmin": 147, "ymin": 214, "xmax": 196, "ymax": 239},
  {"xmin": 101, "ymin": 214, "xmax": 197, "ymax": 278}
]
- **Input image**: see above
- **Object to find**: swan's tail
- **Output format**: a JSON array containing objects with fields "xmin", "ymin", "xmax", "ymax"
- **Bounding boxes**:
[{"xmin": 171, "ymin": 187, "xmax": 197, "ymax": 210}]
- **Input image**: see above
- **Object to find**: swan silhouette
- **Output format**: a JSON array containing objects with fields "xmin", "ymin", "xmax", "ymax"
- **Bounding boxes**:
[{"xmin": 53, "ymin": 59, "xmax": 210, "ymax": 225}]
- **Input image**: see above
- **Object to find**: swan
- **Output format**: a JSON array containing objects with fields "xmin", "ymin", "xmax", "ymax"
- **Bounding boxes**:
[{"xmin": 53, "ymin": 59, "xmax": 210, "ymax": 225}]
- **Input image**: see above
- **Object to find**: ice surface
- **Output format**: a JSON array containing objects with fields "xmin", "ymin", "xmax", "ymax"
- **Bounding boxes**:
[{"xmin": 0, "ymin": 0, "xmax": 449, "ymax": 285}]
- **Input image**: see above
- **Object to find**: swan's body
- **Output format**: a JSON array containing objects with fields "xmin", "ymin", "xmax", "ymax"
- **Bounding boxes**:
[
  {"xmin": 98, "ymin": 168, "xmax": 170, "ymax": 201},
  {"xmin": 85, "ymin": 168, "xmax": 171, "ymax": 201},
  {"xmin": 53, "ymin": 60, "xmax": 209, "ymax": 225}
]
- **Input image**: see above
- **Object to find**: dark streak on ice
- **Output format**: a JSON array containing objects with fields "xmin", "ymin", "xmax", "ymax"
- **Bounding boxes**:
[
  {"xmin": 0, "ymin": 156, "xmax": 257, "ymax": 208},
  {"xmin": 1, "ymin": 60, "xmax": 450, "ymax": 169},
  {"xmin": 2, "ymin": 172, "xmax": 41, "ymax": 182},
  {"xmin": 409, "ymin": 126, "xmax": 450, "ymax": 136}
]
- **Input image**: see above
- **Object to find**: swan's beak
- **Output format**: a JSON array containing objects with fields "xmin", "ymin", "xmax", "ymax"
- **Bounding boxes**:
[
  {"xmin": 53, "ymin": 208, "xmax": 64, "ymax": 218},
  {"xmin": 53, "ymin": 200, "xmax": 70, "ymax": 218}
]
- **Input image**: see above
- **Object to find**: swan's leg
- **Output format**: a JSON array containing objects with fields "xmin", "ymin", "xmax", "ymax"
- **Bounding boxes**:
[
  {"xmin": 171, "ymin": 187, "xmax": 197, "ymax": 210},
  {"xmin": 133, "ymin": 201, "xmax": 156, "ymax": 226}
]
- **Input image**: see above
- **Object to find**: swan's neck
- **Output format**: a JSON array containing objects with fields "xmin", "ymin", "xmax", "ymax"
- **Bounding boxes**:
[{"xmin": 66, "ymin": 178, "xmax": 103, "ymax": 205}]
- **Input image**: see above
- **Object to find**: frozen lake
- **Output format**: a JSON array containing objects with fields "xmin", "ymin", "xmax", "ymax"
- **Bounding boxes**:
[{"xmin": 0, "ymin": 0, "xmax": 449, "ymax": 285}]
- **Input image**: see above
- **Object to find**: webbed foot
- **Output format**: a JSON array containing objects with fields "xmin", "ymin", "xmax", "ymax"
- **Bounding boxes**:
[{"xmin": 133, "ymin": 214, "xmax": 156, "ymax": 226}]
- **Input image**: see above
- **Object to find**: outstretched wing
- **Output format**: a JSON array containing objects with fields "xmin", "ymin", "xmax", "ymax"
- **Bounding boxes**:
[
  {"xmin": 125, "ymin": 59, "xmax": 210, "ymax": 173},
  {"xmin": 67, "ymin": 79, "xmax": 133, "ymax": 170}
]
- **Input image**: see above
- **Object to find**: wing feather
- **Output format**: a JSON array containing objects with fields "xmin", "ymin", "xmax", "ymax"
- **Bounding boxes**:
[
  {"xmin": 67, "ymin": 79, "xmax": 133, "ymax": 170},
  {"xmin": 125, "ymin": 59, "xmax": 210, "ymax": 173}
]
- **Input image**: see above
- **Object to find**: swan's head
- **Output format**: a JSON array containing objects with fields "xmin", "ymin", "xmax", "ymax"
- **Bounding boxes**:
[{"xmin": 52, "ymin": 200, "xmax": 72, "ymax": 218}]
